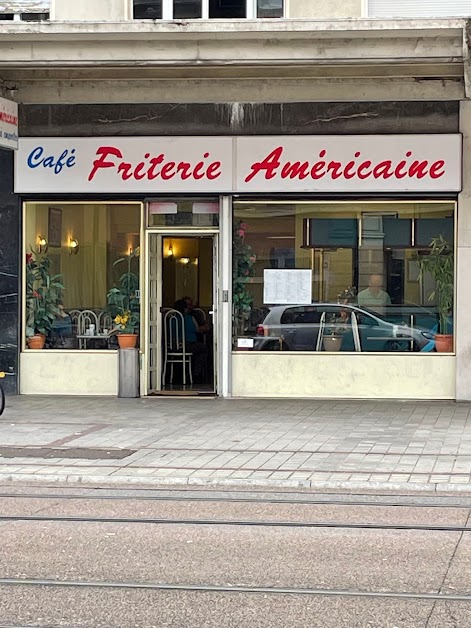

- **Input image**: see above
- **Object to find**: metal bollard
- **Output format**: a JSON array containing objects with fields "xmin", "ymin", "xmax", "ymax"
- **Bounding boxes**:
[{"xmin": 118, "ymin": 348, "xmax": 140, "ymax": 398}]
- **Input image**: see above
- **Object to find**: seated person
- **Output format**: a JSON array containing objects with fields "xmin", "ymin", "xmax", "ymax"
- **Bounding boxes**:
[
  {"xmin": 357, "ymin": 274, "xmax": 391, "ymax": 311},
  {"xmin": 172, "ymin": 299, "xmax": 208, "ymax": 384},
  {"xmin": 51, "ymin": 304, "xmax": 74, "ymax": 348},
  {"xmin": 182, "ymin": 296, "xmax": 209, "ymax": 334}
]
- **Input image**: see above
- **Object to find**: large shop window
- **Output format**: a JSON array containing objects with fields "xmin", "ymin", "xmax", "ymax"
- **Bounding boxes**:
[
  {"xmin": 233, "ymin": 201, "xmax": 455, "ymax": 353},
  {"xmin": 133, "ymin": 0, "xmax": 283, "ymax": 19},
  {"xmin": 24, "ymin": 202, "xmax": 141, "ymax": 350}
]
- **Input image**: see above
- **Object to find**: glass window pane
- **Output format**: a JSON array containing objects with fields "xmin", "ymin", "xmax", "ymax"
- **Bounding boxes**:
[
  {"xmin": 257, "ymin": 0, "xmax": 283, "ymax": 17},
  {"xmin": 209, "ymin": 0, "xmax": 246, "ymax": 18},
  {"xmin": 134, "ymin": 0, "xmax": 162, "ymax": 19},
  {"xmin": 148, "ymin": 198, "xmax": 219, "ymax": 227},
  {"xmin": 233, "ymin": 200, "xmax": 455, "ymax": 353},
  {"xmin": 174, "ymin": 0, "xmax": 202, "ymax": 18},
  {"xmin": 24, "ymin": 203, "xmax": 141, "ymax": 350}
]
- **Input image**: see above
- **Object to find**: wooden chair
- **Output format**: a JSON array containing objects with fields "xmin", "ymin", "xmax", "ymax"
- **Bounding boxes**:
[{"xmin": 162, "ymin": 309, "xmax": 193, "ymax": 386}]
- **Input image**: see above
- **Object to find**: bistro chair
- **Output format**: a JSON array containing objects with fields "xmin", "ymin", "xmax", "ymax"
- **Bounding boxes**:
[
  {"xmin": 98, "ymin": 311, "xmax": 113, "ymax": 334},
  {"xmin": 68, "ymin": 309, "xmax": 81, "ymax": 335},
  {"xmin": 77, "ymin": 310, "xmax": 99, "ymax": 349},
  {"xmin": 162, "ymin": 309, "xmax": 193, "ymax": 387}
]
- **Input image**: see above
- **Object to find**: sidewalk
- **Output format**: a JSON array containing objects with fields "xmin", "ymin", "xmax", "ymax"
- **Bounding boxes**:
[{"xmin": 1, "ymin": 396, "xmax": 471, "ymax": 493}]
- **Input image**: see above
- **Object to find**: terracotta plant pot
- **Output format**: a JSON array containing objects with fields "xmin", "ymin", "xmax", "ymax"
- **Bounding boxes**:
[
  {"xmin": 435, "ymin": 334, "xmax": 453, "ymax": 353},
  {"xmin": 117, "ymin": 334, "xmax": 138, "ymax": 349},
  {"xmin": 27, "ymin": 334, "xmax": 46, "ymax": 350}
]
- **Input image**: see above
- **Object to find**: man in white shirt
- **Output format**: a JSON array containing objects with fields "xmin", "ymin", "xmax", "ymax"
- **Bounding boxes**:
[{"xmin": 357, "ymin": 274, "xmax": 391, "ymax": 309}]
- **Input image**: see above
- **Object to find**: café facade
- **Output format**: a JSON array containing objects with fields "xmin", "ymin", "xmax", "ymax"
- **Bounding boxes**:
[{"xmin": 11, "ymin": 130, "xmax": 464, "ymax": 400}]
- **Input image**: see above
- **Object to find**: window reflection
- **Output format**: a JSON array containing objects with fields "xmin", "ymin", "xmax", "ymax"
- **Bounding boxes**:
[
  {"xmin": 257, "ymin": 0, "xmax": 283, "ymax": 18},
  {"xmin": 134, "ymin": 0, "xmax": 162, "ymax": 19},
  {"xmin": 174, "ymin": 0, "xmax": 202, "ymax": 18},
  {"xmin": 233, "ymin": 201, "xmax": 455, "ymax": 353}
]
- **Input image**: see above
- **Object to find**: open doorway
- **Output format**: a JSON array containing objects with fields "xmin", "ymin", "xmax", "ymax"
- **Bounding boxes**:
[{"xmin": 148, "ymin": 234, "xmax": 217, "ymax": 396}]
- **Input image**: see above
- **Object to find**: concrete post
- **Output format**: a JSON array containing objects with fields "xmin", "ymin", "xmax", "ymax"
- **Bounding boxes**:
[
  {"xmin": 456, "ymin": 101, "xmax": 471, "ymax": 400},
  {"xmin": 118, "ymin": 348, "xmax": 140, "ymax": 398}
]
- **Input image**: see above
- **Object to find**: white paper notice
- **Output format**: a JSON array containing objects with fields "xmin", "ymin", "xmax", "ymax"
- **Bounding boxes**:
[
  {"xmin": 237, "ymin": 338, "xmax": 254, "ymax": 349},
  {"xmin": 263, "ymin": 269, "xmax": 312, "ymax": 305}
]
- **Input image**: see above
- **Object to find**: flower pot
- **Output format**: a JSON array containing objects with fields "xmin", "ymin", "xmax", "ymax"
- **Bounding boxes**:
[
  {"xmin": 27, "ymin": 334, "xmax": 46, "ymax": 350},
  {"xmin": 323, "ymin": 336, "xmax": 342, "ymax": 352},
  {"xmin": 435, "ymin": 334, "xmax": 453, "ymax": 353},
  {"xmin": 117, "ymin": 334, "xmax": 138, "ymax": 349}
]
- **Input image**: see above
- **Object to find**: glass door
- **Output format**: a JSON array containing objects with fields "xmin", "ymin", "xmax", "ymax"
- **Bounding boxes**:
[{"xmin": 146, "ymin": 231, "xmax": 218, "ymax": 396}]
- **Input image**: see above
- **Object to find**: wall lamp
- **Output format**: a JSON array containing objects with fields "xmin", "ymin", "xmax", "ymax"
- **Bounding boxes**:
[
  {"xmin": 69, "ymin": 238, "xmax": 79, "ymax": 255},
  {"xmin": 180, "ymin": 257, "xmax": 190, "ymax": 265},
  {"xmin": 167, "ymin": 245, "xmax": 174, "ymax": 258},
  {"xmin": 37, "ymin": 237, "xmax": 48, "ymax": 254}
]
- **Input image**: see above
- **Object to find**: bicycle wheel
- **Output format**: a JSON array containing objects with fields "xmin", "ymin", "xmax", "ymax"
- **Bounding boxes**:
[{"xmin": 0, "ymin": 383, "xmax": 5, "ymax": 416}]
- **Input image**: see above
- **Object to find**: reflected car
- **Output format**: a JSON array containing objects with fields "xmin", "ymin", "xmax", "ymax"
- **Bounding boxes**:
[{"xmin": 253, "ymin": 303, "xmax": 437, "ymax": 352}]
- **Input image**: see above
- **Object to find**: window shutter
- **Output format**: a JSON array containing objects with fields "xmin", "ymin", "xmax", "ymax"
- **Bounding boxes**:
[{"xmin": 368, "ymin": 0, "xmax": 471, "ymax": 18}]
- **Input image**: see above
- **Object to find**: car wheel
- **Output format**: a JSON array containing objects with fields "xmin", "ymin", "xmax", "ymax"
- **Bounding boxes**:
[
  {"xmin": 263, "ymin": 340, "xmax": 289, "ymax": 351},
  {"xmin": 388, "ymin": 340, "xmax": 415, "ymax": 352}
]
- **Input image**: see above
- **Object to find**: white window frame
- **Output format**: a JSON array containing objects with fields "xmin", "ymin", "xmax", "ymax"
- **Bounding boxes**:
[{"xmin": 134, "ymin": 0, "xmax": 284, "ymax": 20}]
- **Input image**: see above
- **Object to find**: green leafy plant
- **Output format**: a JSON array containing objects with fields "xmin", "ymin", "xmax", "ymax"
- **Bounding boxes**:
[
  {"xmin": 233, "ymin": 221, "xmax": 256, "ymax": 335},
  {"xmin": 107, "ymin": 247, "xmax": 140, "ymax": 334},
  {"xmin": 417, "ymin": 235, "xmax": 454, "ymax": 335},
  {"xmin": 25, "ymin": 251, "xmax": 65, "ymax": 338}
]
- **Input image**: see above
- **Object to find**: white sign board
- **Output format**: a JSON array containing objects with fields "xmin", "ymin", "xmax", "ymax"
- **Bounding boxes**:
[
  {"xmin": 15, "ymin": 137, "xmax": 233, "ymax": 193},
  {"xmin": 236, "ymin": 135, "xmax": 462, "ymax": 193},
  {"xmin": 15, "ymin": 135, "xmax": 462, "ymax": 193},
  {"xmin": 0, "ymin": 97, "xmax": 18, "ymax": 151},
  {"xmin": 264, "ymin": 269, "xmax": 312, "ymax": 305}
]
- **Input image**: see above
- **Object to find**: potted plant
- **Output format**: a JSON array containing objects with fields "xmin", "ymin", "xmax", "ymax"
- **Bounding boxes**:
[
  {"xmin": 232, "ymin": 221, "xmax": 256, "ymax": 340},
  {"xmin": 107, "ymin": 247, "xmax": 140, "ymax": 349},
  {"xmin": 417, "ymin": 235, "xmax": 454, "ymax": 353},
  {"xmin": 25, "ymin": 252, "xmax": 65, "ymax": 349},
  {"xmin": 323, "ymin": 286, "xmax": 358, "ymax": 352},
  {"xmin": 111, "ymin": 308, "xmax": 140, "ymax": 348}
]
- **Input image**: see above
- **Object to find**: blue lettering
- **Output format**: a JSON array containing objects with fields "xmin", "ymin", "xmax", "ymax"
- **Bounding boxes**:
[
  {"xmin": 26, "ymin": 146, "xmax": 76, "ymax": 174},
  {"xmin": 66, "ymin": 149, "xmax": 76, "ymax": 169},
  {"xmin": 27, "ymin": 147, "xmax": 44, "ymax": 168}
]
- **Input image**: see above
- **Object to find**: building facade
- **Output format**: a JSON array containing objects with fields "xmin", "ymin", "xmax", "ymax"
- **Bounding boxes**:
[{"xmin": 0, "ymin": 1, "xmax": 470, "ymax": 400}]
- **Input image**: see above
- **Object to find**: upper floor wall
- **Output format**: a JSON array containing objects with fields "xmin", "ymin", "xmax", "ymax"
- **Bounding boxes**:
[{"xmin": 7, "ymin": 0, "xmax": 471, "ymax": 20}]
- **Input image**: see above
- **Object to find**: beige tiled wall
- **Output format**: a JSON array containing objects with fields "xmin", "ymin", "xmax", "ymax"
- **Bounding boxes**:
[
  {"xmin": 51, "ymin": 0, "xmax": 129, "ymax": 20},
  {"xmin": 288, "ymin": 0, "xmax": 362, "ymax": 18}
]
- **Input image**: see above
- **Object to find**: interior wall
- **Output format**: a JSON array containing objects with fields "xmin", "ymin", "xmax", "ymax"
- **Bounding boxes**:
[{"xmin": 25, "ymin": 202, "xmax": 141, "ymax": 310}]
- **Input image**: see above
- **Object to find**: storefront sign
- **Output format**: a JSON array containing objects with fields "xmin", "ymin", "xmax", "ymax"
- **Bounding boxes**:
[
  {"xmin": 237, "ymin": 135, "xmax": 462, "ymax": 193},
  {"xmin": 15, "ymin": 135, "xmax": 462, "ymax": 193},
  {"xmin": 0, "ymin": 97, "xmax": 18, "ymax": 151}
]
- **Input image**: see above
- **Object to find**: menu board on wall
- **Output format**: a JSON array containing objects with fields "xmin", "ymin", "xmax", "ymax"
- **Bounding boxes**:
[{"xmin": 263, "ymin": 269, "xmax": 312, "ymax": 305}]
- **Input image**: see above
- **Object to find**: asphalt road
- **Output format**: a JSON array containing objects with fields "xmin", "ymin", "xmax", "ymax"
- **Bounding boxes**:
[{"xmin": 0, "ymin": 486, "xmax": 470, "ymax": 627}]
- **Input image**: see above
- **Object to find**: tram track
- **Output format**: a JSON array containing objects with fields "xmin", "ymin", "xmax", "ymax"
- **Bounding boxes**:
[
  {"xmin": 0, "ymin": 513, "xmax": 470, "ymax": 532},
  {"xmin": 0, "ymin": 578, "xmax": 469, "ymax": 603},
  {"xmin": 2, "ymin": 490, "xmax": 471, "ymax": 509}
]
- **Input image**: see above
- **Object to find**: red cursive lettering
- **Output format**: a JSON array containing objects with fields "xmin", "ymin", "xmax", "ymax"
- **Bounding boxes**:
[
  {"xmin": 245, "ymin": 146, "xmax": 282, "ymax": 183},
  {"xmin": 87, "ymin": 146, "xmax": 223, "ymax": 184},
  {"xmin": 88, "ymin": 146, "xmax": 123, "ymax": 182}
]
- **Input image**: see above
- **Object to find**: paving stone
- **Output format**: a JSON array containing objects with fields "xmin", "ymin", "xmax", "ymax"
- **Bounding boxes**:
[{"xmin": 1, "ymin": 396, "xmax": 471, "ymax": 492}]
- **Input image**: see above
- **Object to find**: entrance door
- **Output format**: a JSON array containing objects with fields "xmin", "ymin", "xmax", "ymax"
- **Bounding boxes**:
[{"xmin": 147, "ymin": 233, "xmax": 218, "ymax": 396}]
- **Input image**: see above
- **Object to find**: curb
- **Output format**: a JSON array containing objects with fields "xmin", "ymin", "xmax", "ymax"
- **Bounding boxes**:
[{"xmin": 1, "ymin": 472, "xmax": 471, "ymax": 495}]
